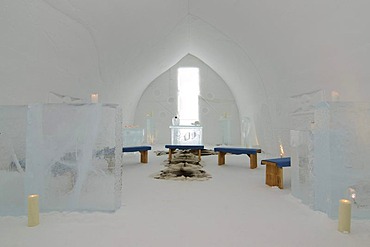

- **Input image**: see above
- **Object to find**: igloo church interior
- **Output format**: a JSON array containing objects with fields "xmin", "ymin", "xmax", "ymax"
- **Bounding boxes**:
[{"xmin": 1, "ymin": 1, "xmax": 370, "ymax": 246}]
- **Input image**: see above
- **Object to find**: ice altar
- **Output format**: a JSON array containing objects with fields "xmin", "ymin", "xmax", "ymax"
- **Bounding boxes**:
[
  {"xmin": 170, "ymin": 125, "xmax": 203, "ymax": 145},
  {"xmin": 291, "ymin": 102, "xmax": 370, "ymax": 219},
  {"xmin": 0, "ymin": 103, "xmax": 123, "ymax": 215}
]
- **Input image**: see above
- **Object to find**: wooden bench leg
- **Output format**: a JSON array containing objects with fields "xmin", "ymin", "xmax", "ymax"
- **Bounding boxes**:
[
  {"xmin": 140, "ymin": 150, "xmax": 148, "ymax": 163},
  {"xmin": 265, "ymin": 164, "xmax": 285, "ymax": 189},
  {"xmin": 248, "ymin": 153, "xmax": 257, "ymax": 169},
  {"xmin": 168, "ymin": 149, "xmax": 174, "ymax": 163},
  {"xmin": 265, "ymin": 163, "xmax": 278, "ymax": 187},
  {"xmin": 277, "ymin": 167, "xmax": 284, "ymax": 189},
  {"xmin": 262, "ymin": 159, "xmax": 287, "ymax": 189},
  {"xmin": 218, "ymin": 152, "xmax": 226, "ymax": 165},
  {"xmin": 198, "ymin": 149, "xmax": 202, "ymax": 161}
]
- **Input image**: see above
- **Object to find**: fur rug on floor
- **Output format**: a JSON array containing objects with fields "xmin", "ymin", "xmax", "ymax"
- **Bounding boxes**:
[{"xmin": 154, "ymin": 151, "xmax": 211, "ymax": 181}]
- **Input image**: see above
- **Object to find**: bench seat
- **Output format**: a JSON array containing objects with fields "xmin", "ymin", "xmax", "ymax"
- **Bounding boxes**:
[
  {"xmin": 164, "ymin": 144, "xmax": 204, "ymax": 162},
  {"xmin": 213, "ymin": 147, "xmax": 262, "ymax": 169},
  {"xmin": 261, "ymin": 157, "xmax": 291, "ymax": 189},
  {"xmin": 122, "ymin": 146, "xmax": 151, "ymax": 163}
]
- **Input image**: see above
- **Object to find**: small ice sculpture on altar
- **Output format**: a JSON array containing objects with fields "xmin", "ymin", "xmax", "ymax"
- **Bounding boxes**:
[
  {"xmin": 25, "ymin": 103, "xmax": 123, "ymax": 213},
  {"xmin": 172, "ymin": 116, "xmax": 180, "ymax": 126}
]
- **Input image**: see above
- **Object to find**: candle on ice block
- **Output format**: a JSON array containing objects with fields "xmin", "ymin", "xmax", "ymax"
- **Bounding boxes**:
[
  {"xmin": 28, "ymin": 194, "xmax": 40, "ymax": 227},
  {"xmin": 331, "ymin": 91, "xmax": 340, "ymax": 101},
  {"xmin": 91, "ymin": 93, "xmax": 99, "ymax": 103},
  {"xmin": 338, "ymin": 199, "xmax": 351, "ymax": 233}
]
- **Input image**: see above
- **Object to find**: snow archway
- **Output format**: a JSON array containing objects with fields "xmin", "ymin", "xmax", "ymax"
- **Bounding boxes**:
[{"xmin": 134, "ymin": 54, "xmax": 241, "ymax": 145}]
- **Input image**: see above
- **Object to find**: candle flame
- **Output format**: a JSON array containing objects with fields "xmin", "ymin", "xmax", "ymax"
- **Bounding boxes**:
[
  {"xmin": 279, "ymin": 144, "xmax": 285, "ymax": 157},
  {"xmin": 91, "ymin": 93, "xmax": 99, "ymax": 103},
  {"xmin": 340, "ymin": 199, "xmax": 351, "ymax": 204},
  {"xmin": 348, "ymin": 188, "xmax": 356, "ymax": 199}
]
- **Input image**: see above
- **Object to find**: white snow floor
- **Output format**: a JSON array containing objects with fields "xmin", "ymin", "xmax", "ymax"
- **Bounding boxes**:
[{"xmin": 1, "ymin": 145, "xmax": 370, "ymax": 247}]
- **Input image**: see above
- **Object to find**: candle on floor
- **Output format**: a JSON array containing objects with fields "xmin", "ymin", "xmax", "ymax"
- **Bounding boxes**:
[
  {"xmin": 338, "ymin": 199, "xmax": 351, "ymax": 233},
  {"xmin": 28, "ymin": 194, "xmax": 39, "ymax": 227},
  {"xmin": 91, "ymin": 93, "xmax": 99, "ymax": 103}
]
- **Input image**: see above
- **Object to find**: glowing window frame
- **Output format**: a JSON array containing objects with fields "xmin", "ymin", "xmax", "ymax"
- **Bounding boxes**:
[{"xmin": 177, "ymin": 67, "xmax": 200, "ymax": 125}]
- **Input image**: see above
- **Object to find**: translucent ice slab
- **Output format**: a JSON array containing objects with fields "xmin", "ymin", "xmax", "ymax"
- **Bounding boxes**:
[
  {"xmin": 0, "ymin": 106, "xmax": 27, "ymax": 215},
  {"xmin": 314, "ymin": 102, "xmax": 370, "ymax": 219},
  {"xmin": 0, "ymin": 103, "xmax": 122, "ymax": 216},
  {"xmin": 290, "ymin": 130, "xmax": 314, "ymax": 208},
  {"xmin": 123, "ymin": 127, "xmax": 144, "ymax": 146},
  {"xmin": 25, "ymin": 103, "xmax": 123, "ymax": 213}
]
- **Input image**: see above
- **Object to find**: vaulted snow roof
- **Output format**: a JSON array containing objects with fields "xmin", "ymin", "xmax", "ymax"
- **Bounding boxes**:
[{"xmin": 2, "ymin": 0, "xmax": 370, "ymax": 128}]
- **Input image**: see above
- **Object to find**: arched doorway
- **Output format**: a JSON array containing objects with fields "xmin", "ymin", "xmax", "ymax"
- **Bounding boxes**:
[{"xmin": 134, "ymin": 54, "xmax": 240, "ymax": 145}]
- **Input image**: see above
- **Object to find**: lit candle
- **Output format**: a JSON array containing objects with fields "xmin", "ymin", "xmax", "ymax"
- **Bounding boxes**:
[
  {"xmin": 279, "ymin": 144, "xmax": 284, "ymax": 158},
  {"xmin": 338, "ymin": 199, "xmax": 351, "ymax": 233},
  {"xmin": 28, "ymin": 194, "xmax": 39, "ymax": 227},
  {"xmin": 331, "ymin": 91, "xmax": 340, "ymax": 101},
  {"xmin": 91, "ymin": 93, "xmax": 99, "ymax": 103}
]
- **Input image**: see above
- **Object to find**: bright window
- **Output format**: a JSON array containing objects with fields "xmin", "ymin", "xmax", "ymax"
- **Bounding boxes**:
[{"xmin": 177, "ymin": 67, "xmax": 199, "ymax": 125}]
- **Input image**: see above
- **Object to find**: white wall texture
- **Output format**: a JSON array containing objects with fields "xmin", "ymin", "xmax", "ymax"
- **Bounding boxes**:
[{"xmin": 2, "ymin": 0, "xmax": 370, "ymax": 155}]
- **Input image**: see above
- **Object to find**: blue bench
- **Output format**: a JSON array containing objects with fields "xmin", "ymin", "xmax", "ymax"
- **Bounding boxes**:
[
  {"xmin": 122, "ymin": 146, "xmax": 152, "ymax": 163},
  {"xmin": 261, "ymin": 157, "xmax": 291, "ymax": 189},
  {"xmin": 164, "ymin": 144, "xmax": 204, "ymax": 162},
  {"xmin": 213, "ymin": 147, "xmax": 262, "ymax": 169}
]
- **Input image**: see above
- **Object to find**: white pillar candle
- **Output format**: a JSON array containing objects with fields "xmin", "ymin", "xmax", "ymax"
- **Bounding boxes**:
[
  {"xmin": 28, "ymin": 194, "xmax": 39, "ymax": 227},
  {"xmin": 91, "ymin": 93, "xmax": 99, "ymax": 103},
  {"xmin": 338, "ymin": 199, "xmax": 351, "ymax": 233}
]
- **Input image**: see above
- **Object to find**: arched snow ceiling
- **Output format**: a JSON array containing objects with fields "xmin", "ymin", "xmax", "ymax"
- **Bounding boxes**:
[
  {"xmin": 30, "ymin": 3, "xmax": 259, "ymax": 123},
  {"xmin": 2, "ymin": 0, "xmax": 370, "ymax": 137}
]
